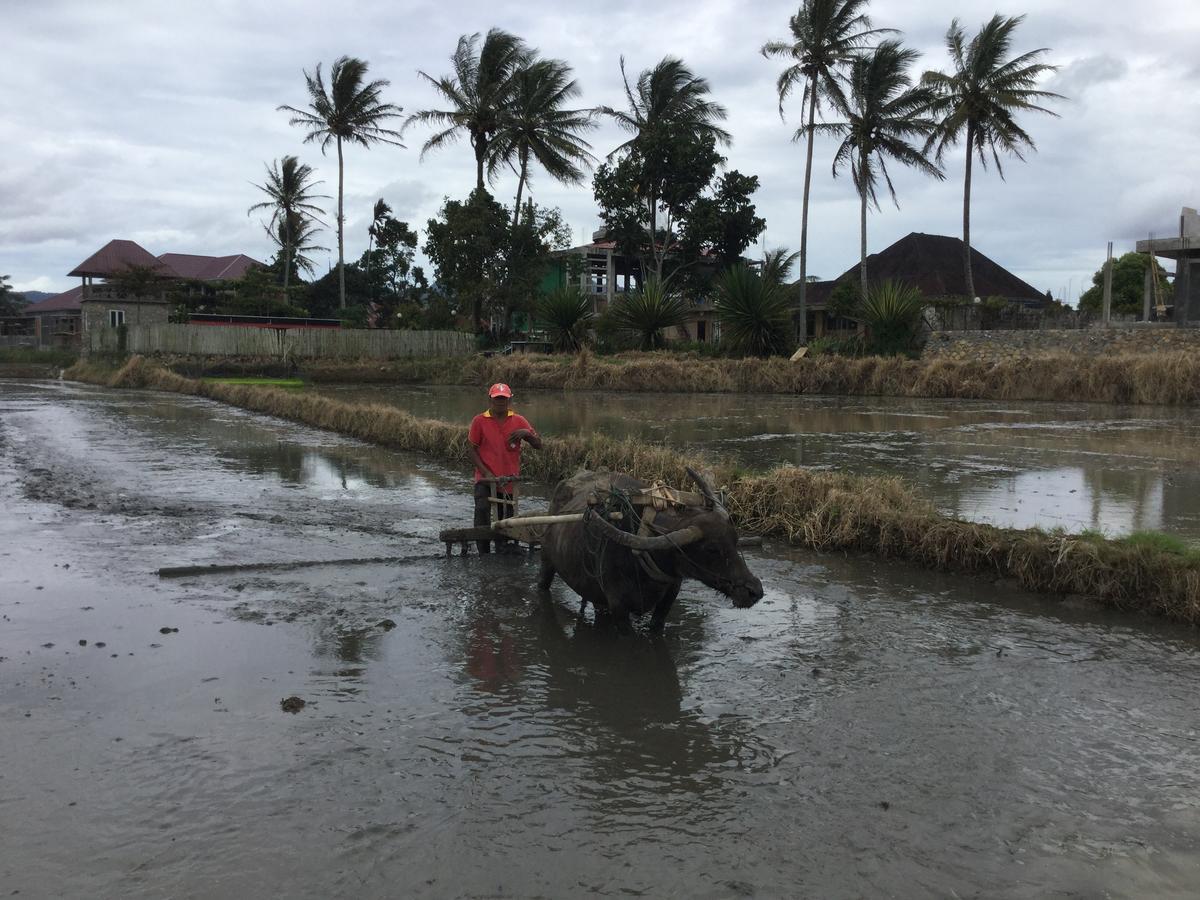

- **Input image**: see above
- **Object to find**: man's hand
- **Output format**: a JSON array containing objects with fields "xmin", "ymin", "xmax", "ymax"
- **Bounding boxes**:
[{"xmin": 508, "ymin": 428, "xmax": 542, "ymax": 450}]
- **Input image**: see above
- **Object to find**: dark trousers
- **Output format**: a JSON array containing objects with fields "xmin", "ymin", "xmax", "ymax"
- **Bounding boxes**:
[{"xmin": 473, "ymin": 482, "xmax": 515, "ymax": 553}]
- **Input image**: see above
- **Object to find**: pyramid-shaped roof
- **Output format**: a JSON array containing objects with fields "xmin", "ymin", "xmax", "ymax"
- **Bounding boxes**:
[
  {"xmin": 67, "ymin": 239, "xmax": 175, "ymax": 278},
  {"xmin": 831, "ymin": 233, "xmax": 1043, "ymax": 300}
]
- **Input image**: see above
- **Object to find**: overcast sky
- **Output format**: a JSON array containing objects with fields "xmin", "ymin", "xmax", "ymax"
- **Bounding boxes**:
[{"xmin": 3, "ymin": 0, "xmax": 1198, "ymax": 302}]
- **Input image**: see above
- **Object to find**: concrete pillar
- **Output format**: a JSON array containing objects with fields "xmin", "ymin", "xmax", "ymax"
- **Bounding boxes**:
[
  {"xmin": 605, "ymin": 250, "xmax": 615, "ymax": 305},
  {"xmin": 1143, "ymin": 264, "xmax": 1153, "ymax": 321}
]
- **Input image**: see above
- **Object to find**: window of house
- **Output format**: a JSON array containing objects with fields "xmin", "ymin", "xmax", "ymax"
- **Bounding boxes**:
[{"xmin": 108, "ymin": 309, "xmax": 125, "ymax": 327}]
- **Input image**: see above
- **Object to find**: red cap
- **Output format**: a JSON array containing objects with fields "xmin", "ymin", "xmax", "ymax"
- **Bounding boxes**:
[{"xmin": 488, "ymin": 383, "xmax": 513, "ymax": 398}]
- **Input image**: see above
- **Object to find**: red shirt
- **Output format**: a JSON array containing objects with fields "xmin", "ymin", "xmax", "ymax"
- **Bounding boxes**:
[{"xmin": 468, "ymin": 410, "xmax": 535, "ymax": 484}]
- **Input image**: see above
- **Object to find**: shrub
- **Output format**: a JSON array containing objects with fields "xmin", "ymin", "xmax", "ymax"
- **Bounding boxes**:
[
  {"xmin": 714, "ymin": 263, "xmax": 792, "ymax": 357},
  {"xmin": 607, "ymin": 278, "xmax": 689, "ymax": 351},
  {"xmin": 860, "ymin": 280, "xmax": 925, "ymax": 356},
  {"xmin": 535, "ymin": 286, "xmax": 593, "ymax": 352}
]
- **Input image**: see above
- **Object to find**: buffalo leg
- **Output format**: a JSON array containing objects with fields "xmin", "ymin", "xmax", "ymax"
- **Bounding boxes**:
[
  {"xmin": 650, "ymin": 583, "xmax": 681, "ymax": 632},
  {"xmin": 537, "ymin": 557, "xmax": 556, "ymax": 591}
]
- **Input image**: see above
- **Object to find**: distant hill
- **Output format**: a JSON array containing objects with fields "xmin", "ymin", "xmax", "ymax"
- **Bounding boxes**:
[{"xmin": 20, "ymin": 291, "xmax": 54, "ymax": 304}]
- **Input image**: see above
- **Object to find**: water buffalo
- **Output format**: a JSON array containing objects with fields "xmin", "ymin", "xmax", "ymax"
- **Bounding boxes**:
[{"xmin": 537, "ymin": 468, "xmax": 764, "ymax": 631}]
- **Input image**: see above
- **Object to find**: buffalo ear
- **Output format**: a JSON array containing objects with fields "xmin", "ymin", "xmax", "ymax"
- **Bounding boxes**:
[{"xmin": 685, "ymin": 466, "xmax": 719, "ymax": 510}]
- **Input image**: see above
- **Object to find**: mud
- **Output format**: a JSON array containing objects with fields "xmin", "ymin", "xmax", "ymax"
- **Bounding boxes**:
[{"xmin": 3, "ymin": 378, "xmax": 1200, "ymax": 898}]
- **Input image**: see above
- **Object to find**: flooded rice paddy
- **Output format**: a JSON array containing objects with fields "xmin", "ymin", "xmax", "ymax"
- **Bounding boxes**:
[
  {"xmin": 3, "ymin": 379, "xmax": 1200, "ymax": 898},
  {"xmin": 319, "ymin": 384, "xmax": 1200, "ymax": 544}
]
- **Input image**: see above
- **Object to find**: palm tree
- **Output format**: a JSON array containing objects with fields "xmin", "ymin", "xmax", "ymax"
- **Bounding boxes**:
[
  {"xmin": 267, "ymin": 211, "xmax": 327, "ymax": 281},
  {"xmin": 921, "ymin": 15, "xmax": 1062, "ymax": 301},
  {"xmin": 407, "ymin": 29, "xmax": 529, "ymax": 192},
  {"xmin": 366, "ymin": 198, "xmax": 392, "ymax": 300},
  {"xmin": 279, "ymin": 56, "xmax": 404, "ymax": 310},
  {"xmin": 598, "ymin": 56, "xmax": 731, "ymax": 280},
  {"xmin": 490, "ymin": 57, "xmax": 596, "ymax": 228},
  {"xmin": 247, "ymin": 156, "xmax": 327, "ymax": 293},
  {"xmin": 762, "ymin": 0, "xmax": 895, "ymax": 344},
  {"xmin": 826, "ymin": 41, "xmax": 943, "ymax": 295}
]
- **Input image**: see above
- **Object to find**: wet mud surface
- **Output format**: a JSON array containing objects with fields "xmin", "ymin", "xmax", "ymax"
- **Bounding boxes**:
[
  {"xmin": 321, "ymin": 384, "xmax": 1200, "ymax": 543},
  {"xmin": 3, "ymin": 379, "xmax": 1200, "ymax": 898}
]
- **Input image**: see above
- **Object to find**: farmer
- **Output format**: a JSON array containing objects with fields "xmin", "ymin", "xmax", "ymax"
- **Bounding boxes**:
[{"xmin": 468, "ymin": 383, "xmax": 542, "ymax": 553}]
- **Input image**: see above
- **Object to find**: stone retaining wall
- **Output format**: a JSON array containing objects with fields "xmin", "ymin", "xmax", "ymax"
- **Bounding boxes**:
[{"xmin": 923, "ymin": 325, "xmax": 1200, "ymax": 361}]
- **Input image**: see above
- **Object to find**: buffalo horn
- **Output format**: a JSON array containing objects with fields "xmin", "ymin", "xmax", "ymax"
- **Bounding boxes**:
[
  {"xmin": 585, "ymin": 508, "xmax": 703, "ymax": 551},
  {"xmin": 685, "ymin": 466, "xmax": 720, "ymax": 510}
]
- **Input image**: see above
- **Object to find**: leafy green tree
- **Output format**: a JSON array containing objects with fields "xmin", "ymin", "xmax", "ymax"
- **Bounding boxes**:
[
  {"xmin": 247, "ymin": 156, "xmax": 327, "ymax": 292},
  {"xmin": 680, "ymin": 171, "xmax": 768, "ymax": 269},
  {"xmin": 1078, "ymin": 252, "xmax": 1171, "ymax": 316},
  {"xmin": 0, "ymin": 275, "xmax": 27, "ymax": 317},
  {"xmin": 491, "ymin": 57, "xmax": 596, "ymax": 227},
  {"xmin": 715, "ymin": 263, "xmax": 792, "ymax": 357},
  {"xmin": 826, "ymin": 41, "xmax": 943, "ymax": 295},
  {"xmin": 922, "ymin": 15, "xmax": 1062, "ymax": 300},
  {"xmin": 279, "ymin": 56, "xmax": 404, "ymax": 310},
  {"xmin": 598, "ymin": 57, "xmax": 731, "ymax": 280},
  {"xmin": 762, "ymin": 0, "xmax": 894, "ymax": 344},
  {"xmin": 424, "ymin": 189, "xmax": 510, "ymax": 331},
  {"xmin": 535, "ymin": 286, "xmax": 593, "ymax": 351},
  {"xmin": 607, "ymin": 277, "xmax": 689, "ymax": 350},
  {"xmin": 408, "ymin": 29, "xmax": 530, "ymax": 191},
  {"xmin": 221, "ymin": 267, "xmax": 309, "ymax": 319}
]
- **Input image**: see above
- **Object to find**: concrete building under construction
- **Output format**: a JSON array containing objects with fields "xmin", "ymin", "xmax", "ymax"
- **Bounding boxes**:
[{"xmin": 1136, "ymin": 207, "xmax": 1200, "ymax": 325}]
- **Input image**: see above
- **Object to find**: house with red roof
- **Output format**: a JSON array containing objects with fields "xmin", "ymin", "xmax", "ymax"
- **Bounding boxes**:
[{"xmin": 5, "ymin": 239, "xmax": 264, "ymax": 348}]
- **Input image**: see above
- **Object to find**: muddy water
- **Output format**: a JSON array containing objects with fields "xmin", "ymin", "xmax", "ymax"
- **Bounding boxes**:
[
  {"xmin": 3, "ymin": 379, "xmax": 1200, "ymax": 898},
  {"xmin": 320, "ymin": 384, "xmax": 1200, "ymax": 544}
]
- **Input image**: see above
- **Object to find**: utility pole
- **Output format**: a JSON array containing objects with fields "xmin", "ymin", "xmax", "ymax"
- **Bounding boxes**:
[{"xmin": 1101, "ymin": 241, "xmax": 1114, "ymax": 325}]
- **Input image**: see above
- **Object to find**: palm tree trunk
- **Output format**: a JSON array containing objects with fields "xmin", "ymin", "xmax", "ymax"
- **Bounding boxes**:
[
  {"xmin": 512, "ymin": 150, "xmax": 528, "ymax": 230},
  {"xmin": 337, "ymin": 137, "xmax": 346, "ymax": 310},
  {"xmin": 797, "ymin": 83, "xmax": 818, "ymax": 346},
  {"xmin": 474, "ymin": 136, "xmax": 486, "ymax": 193},
  {"xmin": 860, "ymin": 178, "xmax": 869, "ymax": 298},
  {"xmin": 366, "ymin": 232, "xmax": 374, "ymax": 303},
  {"xmin": 648, "ymin": 190, "xmax": 662, "ymax": 282},
  {"xmin": 962, "ymin": 124, "xmax": 975, "ymax": 302},
  {"xmin": 283, "ymin": 215, "xmax": 292, "ymax": 293}
]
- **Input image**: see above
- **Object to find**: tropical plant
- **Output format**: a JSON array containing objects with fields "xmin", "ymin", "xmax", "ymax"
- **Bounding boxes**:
[
  {"xmin": 762, "ymin": 0, "xmax": 895, "ymax": 344},
  {"xmin": 598, "ymin": 56, "xmax": 731, "ymax": 280},
  {"xmin": 279, "ymin": 56, "xmax": 404, "ymax": 309},
  {"xmin": 408, "ymin": 29, "xmax": 530, "ymax": 191},
  {"xmin": 491, "ymin": 57, "xmax": 597, "ymax": 227},
  {"xmin": 535, "ymin": 286, "xmax": 594, "ymax": 351},
  {"xmin": 715, "ymin": 263, "xmax": 793, "ymax": 357},
  {"xmin": 607, "ymin": 277, "xmax": 690, "ymax": 350},
  {"xmin": 858, "ymin": 279, "xmax": 925, "ymax": 355},
  {"xmin": 921, "ymin": 15, "xmax": 1062, "ymax": 301},
  {"xmin": 248, "ymin": 156, "xmax": 327, "ymax": 292},
  {"xmin": 268, "ymin": 210, "xmax": 327, "ymax": 280},
  {"xmin": 759, "ymin": 247, "xmax": 802, "ymax": 286},
  {"xmin": 825, "ymin": 41, "xmax": 943, "ymax": 295},
  {"xmin": 366, "ymin": 198, "xmax": 391, "ymax": 300}
]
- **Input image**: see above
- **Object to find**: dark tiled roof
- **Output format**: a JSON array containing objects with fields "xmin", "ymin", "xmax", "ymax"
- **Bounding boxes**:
[
  {"xmin": 24, "ymin": 285, "xmax": 84, "ymax": 313},
  {"xmin": 811, "ymin": 232, "xmax": 1044, "ymax": 301},
  {"xmin": 158, "ymin": 253, "xmax": 262, "ymax": 281},
  {"xmin": 68, "ymin": 239, "xmax": 174, "ymax": 278}
]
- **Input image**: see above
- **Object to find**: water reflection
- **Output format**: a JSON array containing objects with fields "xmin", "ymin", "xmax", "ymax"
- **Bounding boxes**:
[{"xmin": 322, "ymin": 384, "xmax": 1200, "ymax": 542}]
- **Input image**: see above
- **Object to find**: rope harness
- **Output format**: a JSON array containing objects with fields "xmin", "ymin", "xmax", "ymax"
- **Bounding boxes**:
[{"xmin": 580, "ymin": 480, "xmax": 703, "ymax": 598}]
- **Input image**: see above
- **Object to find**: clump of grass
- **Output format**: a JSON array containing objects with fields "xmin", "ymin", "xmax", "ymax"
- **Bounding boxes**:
[
  {"xmin": 67, "ymin": 356, "xmax": 1200, "ymax": 625},
  {"xmin": 202, "ymin": 377, "xmax": 305, "ymax": 388}
]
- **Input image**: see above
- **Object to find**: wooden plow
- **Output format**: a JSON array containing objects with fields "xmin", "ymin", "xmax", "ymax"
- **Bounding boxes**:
[{"xmin": 437, "ymin": 477, "xmax": 760, "ymax": 556}]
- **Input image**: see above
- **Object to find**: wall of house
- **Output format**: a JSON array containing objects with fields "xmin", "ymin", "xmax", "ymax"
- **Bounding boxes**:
[
  {"xmin": 86, "ymin": 323, "xmax": 476, "ymax": 360},
  {"xmin": 922, "ymin": 324, "xmax": 1200, "ymax": 361},
  {"xmin": 82, "ymin": 300, "xmax": 169, "ymax": 334}
]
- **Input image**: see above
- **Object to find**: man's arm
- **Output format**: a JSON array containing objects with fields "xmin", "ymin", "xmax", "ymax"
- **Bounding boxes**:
[
  {"xmin": 469, "ymin": 443, "xmax": 495, "ymax": 479},
  {"xmin": 511, "ymin": 417, "xmax": 542, "ymax": 450}
]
